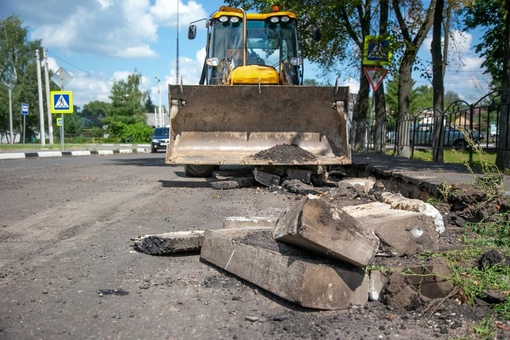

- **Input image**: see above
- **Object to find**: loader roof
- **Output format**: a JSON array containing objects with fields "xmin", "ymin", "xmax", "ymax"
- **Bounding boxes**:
[{"xmin": 213, "ymin": 6, "xmax": 297, "ymax": 21}]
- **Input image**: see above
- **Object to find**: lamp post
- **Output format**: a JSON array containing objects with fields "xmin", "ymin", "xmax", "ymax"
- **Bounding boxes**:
[{"xmin": 154, "ymin": 75, "xmax": 162, "ymax": 127}]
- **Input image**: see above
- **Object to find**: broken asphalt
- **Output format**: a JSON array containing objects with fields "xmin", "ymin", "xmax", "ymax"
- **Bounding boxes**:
[{"xmin": 0, "ymin": 144, "xmax": 508, "ymax": 198}]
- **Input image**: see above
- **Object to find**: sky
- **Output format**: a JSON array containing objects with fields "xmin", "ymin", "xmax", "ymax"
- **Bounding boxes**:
[{"xmin": 0, "ymin": 0, "xmax": 492, "ymax": 108}]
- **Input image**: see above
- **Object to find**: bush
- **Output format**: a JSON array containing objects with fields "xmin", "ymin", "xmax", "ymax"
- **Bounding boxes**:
[{"xmin": 119, "ymin": 123, "xmax": 153, "ymax": 143}]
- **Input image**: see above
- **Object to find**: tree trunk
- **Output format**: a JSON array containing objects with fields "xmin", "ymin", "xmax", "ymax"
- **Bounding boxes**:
[
  {"xmin": 431, "ymin": 0, "xmax": 445, "ymax": 163},
  {"xmin": 374, "ymin": 0, "xmax": 389, "ymax": 154},
  {"xmin": 496, "ymin": 0, "xmax": 510, "ymax": 170},
  {"xmin": 351, "ymin": 68, "xmax": 371, "ymax": 151},
  {"xmin": 396, "ymin": 54, "xmax": 413, "ymax": 158},
  {"xmin": 374, "ymin": 82, "xmax": 386, "ymax": 154},
  {"xmin": 393, "ymin": 0, "xmax": 437, "ymax": 158}
]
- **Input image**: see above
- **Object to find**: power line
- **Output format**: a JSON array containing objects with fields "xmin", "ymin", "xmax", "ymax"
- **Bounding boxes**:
[{"xmin": 46, "ymin": 50, "xmax": 115, "ymax": 82}]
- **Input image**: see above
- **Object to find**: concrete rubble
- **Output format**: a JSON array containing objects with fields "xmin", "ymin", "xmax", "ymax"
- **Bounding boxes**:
[
  {"xmin": 200, "ymin": 227, "xmax": 369, "ymax": 310},
  {"xmin": 342, "ymin": 202, "xmax": 439, "ymax": 256},
  {"xmin": 132, "ymin": 231, "xmax": 205, "ymax": 255},
  {"xmin": 134, "ymin": 176, "xmax": 450, "ymax": 311},
  {"xmin": 273, "ymin": 197, "xmax": 379, "ymax": 267},
  {"xmin": 379, "ymin": 192, "xmax": 445, "ymax": 234}
]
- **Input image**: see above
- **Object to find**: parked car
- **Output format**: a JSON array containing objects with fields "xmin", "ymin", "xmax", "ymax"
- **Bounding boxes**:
[
  {"xmin": 151, "ymin": 127, "xmax": 170, "ymax": 153},
  {"xmin": 386, "ymin": 131, "xmax": 396, "ymax": 143},
  {"xmin": 489, "ymin": 123, "xmax": 499, "ymax": 142},
  {"xmin": 410, "ymin": 123, "xmax": 481, "ymax": 149}
]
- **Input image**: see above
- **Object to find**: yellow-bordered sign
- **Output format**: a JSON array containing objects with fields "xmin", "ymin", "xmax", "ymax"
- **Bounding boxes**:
[
  {"xmin": 363, "ymin": 36, "xmax": 392, "ymax": 66},
  {"xmin": 50, "ymin": 91, "xmax": 74, "ymax": 114}
]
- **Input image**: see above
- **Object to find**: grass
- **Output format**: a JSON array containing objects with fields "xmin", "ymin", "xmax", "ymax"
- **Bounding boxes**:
[
  {"xmin": 443, "ymin": 214, "xmax": 510, "ymax": 336},
  {"xmin": 389, "ymin": 140, "xmax": 510, "ymax": 333},
  {"xmin": 388, "ymin": 147, "xmax": 497, "ymax": 168}
]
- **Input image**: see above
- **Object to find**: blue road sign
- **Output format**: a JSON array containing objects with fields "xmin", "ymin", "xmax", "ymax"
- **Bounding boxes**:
[
  {"xmin": 21, "ymin": 103, "xmax": 29, "ymax": 115},
  {"xmin": 50, "ymin": 91, "xmax": 74, "ymax": 114}
]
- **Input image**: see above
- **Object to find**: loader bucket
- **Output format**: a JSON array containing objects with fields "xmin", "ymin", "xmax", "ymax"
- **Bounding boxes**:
[{"xmin": 167, "ymin": 85, "xmax": 351, "ymax": 166}]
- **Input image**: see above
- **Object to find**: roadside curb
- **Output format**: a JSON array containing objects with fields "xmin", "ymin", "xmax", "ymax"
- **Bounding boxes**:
[{"xmin": 0, "ymin": 147, "xmax": 149, "ymax": 160}]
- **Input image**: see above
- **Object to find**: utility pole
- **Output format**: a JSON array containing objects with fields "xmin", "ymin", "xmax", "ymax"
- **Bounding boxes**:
[
  {"xmin": 35, "ymin": 49, "xmax": 46, "ymax": 146},
  {"xmin": 43, "ymin": 49, "xmax": 54, "ymax": 145},
  {"xmin": 8, "ymin": 86, "xmax": 13, "ymax": 144},
  {"xmin": 154, "ymin": 75, "xmax": 162, "ymax": 127},
  {"xmin": 176, "ymin": 0, "xmax": 180, "ymax": 84}
]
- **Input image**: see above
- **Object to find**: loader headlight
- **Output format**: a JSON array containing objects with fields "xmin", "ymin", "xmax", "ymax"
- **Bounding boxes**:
[
  {"xmin": 230, "ymin": 16, "xmax": 240, "ymax": 23},
  {"xmin": 269, "ymin": 16, "xmax": 279, "ymax": 23},
  {"xmin": 280, "ymin": 16, "xmax": 290, "ymax": 23},
  {"xmin": 219, "ymin": 16, "xmax": 229, "ymax": 23},
  {"xmin": 206, "ymin": 57, "xmax": 220, "ymax": 66}
]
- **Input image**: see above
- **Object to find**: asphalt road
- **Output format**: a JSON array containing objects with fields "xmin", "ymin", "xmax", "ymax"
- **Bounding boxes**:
[
  {"xmin": 0, "ymin": 153, "xmax": 298, "ymax": 339},
  {"xmin": 0, "ymin": 152, "xmax": 497, "ymax": 339}
]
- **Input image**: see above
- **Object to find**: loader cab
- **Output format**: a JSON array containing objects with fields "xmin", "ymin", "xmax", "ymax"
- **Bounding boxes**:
[{"xmin": 192, "ymin": 6, "xmax": 303, "ymax": 86}]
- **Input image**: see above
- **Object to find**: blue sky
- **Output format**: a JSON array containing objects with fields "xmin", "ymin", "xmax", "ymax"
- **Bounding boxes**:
[{"xmin": 1, "ymin": 0, "xmax": 491, "ymax": 108}]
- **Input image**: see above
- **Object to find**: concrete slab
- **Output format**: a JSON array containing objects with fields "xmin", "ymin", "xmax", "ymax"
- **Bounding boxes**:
[
  {"xmin": 253, "ymin": 168, "xmax": 280, "ymax": 186},
  {"xmin": 338, "ymin": 177, "xmax": 376, "ymax": 194},
  {"xmin": 273, "ymin": 198, "xmax": 379, "ymax": 267},
  {"xmin": 282, "ymin": 179, "xmax": 328, "ymax": 195},
  {"xmin": 380, "ymin": 192, "xmax": 445, "ymax": 234},
  {"xmin": 200, "ymin": 227, "xmax": 369, "ymax": 310},
  {"xmin": 211, "ymin": 177, "xmax": 255, "ymax": 189},
  {"xmin": 133, "ymin": 230, "xmax": 205, "ymax": 255},
  {"xmin": 368, "ymin": 270, "xmax": 388, "ymax": 302},
  {"xmin": 342, "ymin": 202, "xmax": 438, "ymax": 256},
  {"xmin": 286, "ymin": 168, "xmax": 313, "ymax": 184},
  {"xmin": 223, "ymin": 216, "xmax": 278, "ymax": 229}
]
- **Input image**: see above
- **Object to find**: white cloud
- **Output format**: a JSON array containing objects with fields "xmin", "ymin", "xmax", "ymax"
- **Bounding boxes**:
[
  {"xmin": 343, "ymin": 77, "xmax": 360, "ymax": 93},
  {"xmin": 168, "ymin": 47, "xmax": 207, "ymax": 85},
  {"xmin": 95, "ymin": 0, "xmax": 113, "ymax": 10},
  {"xmin": 30, "ymin": 0, "xmax": 159, "ymax": 58},
  {"xmin": 150, "ymin": 0, "xmax": 208, "ymax": 28}
]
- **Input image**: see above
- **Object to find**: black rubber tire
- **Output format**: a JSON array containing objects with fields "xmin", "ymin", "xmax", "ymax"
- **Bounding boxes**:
[
  {"xmin": 184, "ymin": 165, "xmax": 215, "ymax": 177},
  {"xmin": 453, "ymin": 139, "xmax": 467, "ymax": 149}
]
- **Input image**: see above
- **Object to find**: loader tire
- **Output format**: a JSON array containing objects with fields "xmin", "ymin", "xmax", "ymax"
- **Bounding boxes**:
[{"xmin": 184, "ymin": 165, "xmax": 215, "ymax": 177}]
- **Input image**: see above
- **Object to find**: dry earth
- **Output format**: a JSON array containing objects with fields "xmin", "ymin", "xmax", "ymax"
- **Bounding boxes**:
[{"xmin": 0, "ymin": 153, "xmax": 508, "ymax": 339}]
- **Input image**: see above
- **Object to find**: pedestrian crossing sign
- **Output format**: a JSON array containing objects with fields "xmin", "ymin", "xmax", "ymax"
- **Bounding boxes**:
[
  {"xmin": 50, "ymin": 91, "xmax": 74, "ymax": 114},
  {"xmin": 363, "ymin": 36, "xmax": 392, "ymax": 66}
]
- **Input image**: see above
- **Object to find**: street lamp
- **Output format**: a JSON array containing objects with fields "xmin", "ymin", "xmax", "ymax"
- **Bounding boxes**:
[{"xmin": 154, "ymin": 75, "xmax": 162, "ymax": 127}]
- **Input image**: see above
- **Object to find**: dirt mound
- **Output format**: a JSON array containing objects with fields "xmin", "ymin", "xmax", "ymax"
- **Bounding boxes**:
[{"xmin": 252, "ymin": 144, "xmax": 317, "ymax": 163}]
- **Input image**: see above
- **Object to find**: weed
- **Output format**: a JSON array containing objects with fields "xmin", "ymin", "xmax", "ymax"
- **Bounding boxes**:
[
  {"xmin": 364, "ymin": 264, "xmax": 394, "ymax": 275},
  {"xmin": 445, "ymin": 249, "xmax": 510, "ymax": 321},
  {"xmin": 473, "ymin": 315, "xmax": 497, "ymax": 339},
  {"xmin": 436, "ymin": 177, "xmax": 455, "ymax": 203},
  {"xmin": 465, "ymin": 212, "xmax": 510, "ymax": 248},
  {"xmin": 457, "ymin": 128, "xmax": 504, "ymax": 201}
]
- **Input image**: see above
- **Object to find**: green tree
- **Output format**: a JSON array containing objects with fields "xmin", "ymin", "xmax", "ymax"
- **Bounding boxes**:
[
  {"xmin": 143, "ymin": 91, "xmax": 156, "ymax": 113},
  {"xmin": 411, "ymin": 85, "xmax": 434, "ymax": 112},
  {"xmin": 392, "ymin": 0, "xmax": 437, "ymax": 157},
  {"xmin": 81, "ymin": 100, "xmax": 109, "ymax": 128},
  {"xmin": 463, "ymin": 0, "xmax": 505, "ymax": 89},
  {"xmin": 102, "ymin": 71, "xmax": 149, "ymax": 142},
  {"xmin": 0, "ymin": 15, "xmax": 43, "ymax": 143},
  {"xmin": 303, "ymin": 79, "xmax": 319, "ymax": 86},
  {"xmin": 463, "ymin": 0, "xmax": 510, "ymax": 169},
  {"xmin": 63, "ymin": 105, "xmax": 85, "ymax": 138}
]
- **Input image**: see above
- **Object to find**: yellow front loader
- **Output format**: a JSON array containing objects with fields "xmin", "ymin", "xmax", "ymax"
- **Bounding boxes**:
[{"xmin": 167, "ymin": 6, "xmax": 351, "ymax": 177}]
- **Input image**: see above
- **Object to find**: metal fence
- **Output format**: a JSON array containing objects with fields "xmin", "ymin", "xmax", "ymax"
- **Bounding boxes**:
[{"xmin": 382, "ymin": 90, "xmax": 510, "ymax": 160}]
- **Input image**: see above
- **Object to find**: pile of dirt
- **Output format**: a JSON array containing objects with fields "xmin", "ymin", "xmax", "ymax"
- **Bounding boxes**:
[
  {"xmin": 252, "ymin": 144, "xmax": 317, "ymax": 163},
  {"xmin": 440, "ymin": 182, "xmax": 510, "ymax": 227}
]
